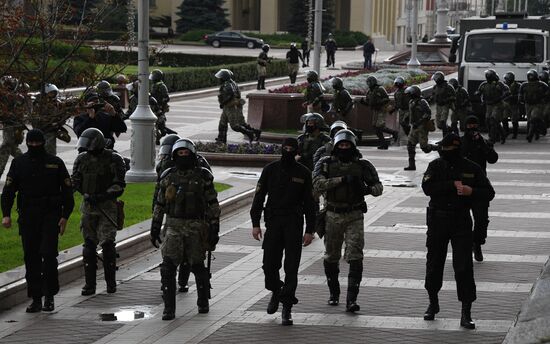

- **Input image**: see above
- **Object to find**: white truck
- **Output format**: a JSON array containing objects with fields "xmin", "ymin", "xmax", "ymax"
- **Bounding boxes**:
[{"xmin": 449, "ymin": 13, "xmax": 550, "ymax": 116}]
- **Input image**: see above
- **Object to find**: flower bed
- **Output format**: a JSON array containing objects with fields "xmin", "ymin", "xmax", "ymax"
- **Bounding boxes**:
[{"xmin": 195, "ymin": 141, "xmax": 281, "ymax": 167}]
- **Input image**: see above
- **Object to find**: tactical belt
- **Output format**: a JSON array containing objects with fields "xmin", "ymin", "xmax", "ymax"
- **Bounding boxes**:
[{"xmin": 326, "ymin": 203, "xmax": 365, "ymax": 214}]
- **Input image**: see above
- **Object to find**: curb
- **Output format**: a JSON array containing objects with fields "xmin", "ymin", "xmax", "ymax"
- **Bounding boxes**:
[{"xmin": 0, "ymin": 188, "xmax": 255, "ymax": 310}]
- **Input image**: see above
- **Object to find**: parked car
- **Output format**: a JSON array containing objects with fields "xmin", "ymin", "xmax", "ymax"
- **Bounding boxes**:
[{"xmin": 203, "ymin": 31, "xmax": 264, "ymax": 49}]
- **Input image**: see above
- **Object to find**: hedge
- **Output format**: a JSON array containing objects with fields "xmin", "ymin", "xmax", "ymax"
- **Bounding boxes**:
[
  {"xmin": 162, "ymin": 59, "xmax": 288, "ymax": 92},
  {"xmin": 332, "ymin": 31, "xmax": 370, "ymax": 47},
  {"xmin": 178, "ymin": 29, "xmax": 214, "ymax": 42}
]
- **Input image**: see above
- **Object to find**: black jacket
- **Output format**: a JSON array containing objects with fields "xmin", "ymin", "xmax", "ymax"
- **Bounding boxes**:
[
  {"xmin": 461, "ymin": 133, "xmax": 498, "ymax": 175},
  {"xmin": 74, "ymin": 110, "xmax": 127, "ymax": 149}
]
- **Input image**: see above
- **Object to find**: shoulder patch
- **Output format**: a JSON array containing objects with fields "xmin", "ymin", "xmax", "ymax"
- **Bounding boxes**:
[
  {"xmin": 462, "ymin": 173, "xmax": 475, "ymax": 178},
  {"xmin": 45, "ymin": 164, "xmax": 58, "ymax": 169},
  {"xmin": 423, "ymin": 174, "xmax": 431, "ymax": 182},
  {"xmin": 292, "ymin": 177, "xmax": 305, "ymax": 184}
]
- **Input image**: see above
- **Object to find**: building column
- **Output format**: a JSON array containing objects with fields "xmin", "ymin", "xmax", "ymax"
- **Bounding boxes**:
[{"xmin": 260, "ymin": 0, "xmax": 278, "ymax": 33}]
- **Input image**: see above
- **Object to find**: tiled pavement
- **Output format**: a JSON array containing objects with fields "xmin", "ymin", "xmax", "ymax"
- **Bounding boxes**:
[{"xmin": 1, "ymin": 75, "xmax": 550, "ymax": 343}]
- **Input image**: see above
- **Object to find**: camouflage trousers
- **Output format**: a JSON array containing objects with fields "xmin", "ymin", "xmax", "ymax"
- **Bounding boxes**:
[
  {"xmin": 451, "ymin": 108, "xmax": 469, "ymax": 131},
  {"xmin": 323, "ymin": 210, "xmax": 364, "ymax": 263},
  {"xmin": 0, "ymin": 126, "xmax": 23, "ymax": 176},
  {"xmin": 161, "ymin": 217, "xmax": 207, "ymax": 267},
  {"xmin": 218, "ymin": 105, "xmax": 246, "ymax": 133},
  {"xmin": 371, "ymin": 109, "xmax": 387, "ymax": 127},
  {"xmin": 503, "ymin": 103, "xmax": 520, "ymax": 122},
  {"xmin": 287, "ymin": 63, "xmax": 299, "ymax": 75},
  {"xmin": 44, "ymin": 131, "xmax": 57, "ymax": 156},
  {"xmin": 486, "ymin": 102, "xmax": 504, "ymax": 122},
  {"xmin": 435, "ymin": 105, "xmax": 451, "ymax": 129},
  {"xmin": 525, "ymin": 104, "xmax": 544, "ymax": 121},
  {"xmin": 80, "ymin": 200, "xmax": 118, "ymax": 246},
  {"xmin": 408, "ymin": 125, "xmax": 430, "ymax": 151},
  {"xmin": 257, "ymin": 65, "xmax": 267, "ymax": 77}
]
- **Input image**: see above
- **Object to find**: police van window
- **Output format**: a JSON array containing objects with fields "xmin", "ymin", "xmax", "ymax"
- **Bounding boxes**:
[{"xmin": 465, "ymin": 33, "xmax": 544, "ymax": 63}]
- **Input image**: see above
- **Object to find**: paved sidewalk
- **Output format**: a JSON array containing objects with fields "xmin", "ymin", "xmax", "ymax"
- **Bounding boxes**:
[{"xmin": 0, "ymin": 132, "xmax": 549, "ymax": 343}]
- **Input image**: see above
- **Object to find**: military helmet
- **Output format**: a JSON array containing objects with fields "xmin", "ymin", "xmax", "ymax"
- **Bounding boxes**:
[
  {"xmin": 431, "ymin": 71, "xmax": 445, "ymax": 84},
  {"xmin": 159, "ymin": 134, "xmax": 181, "ymax": 155},
  {"xmin": 448, "ymin": 78, "xmax": 459, "ymax": 89},
  {"xmin": 405, "ymin": 85, "xmax": 422, "ymax": 98},
  {"xmin": 484, "ymin": 69, "xmax": 499, "ymax": 82},
  {"xmin": 329, "ymin": 120, "xmax": 348, "ymax": 138},
  {"xmin": 527, "ymin": 69, "xmax": 539, "ymax": 82},
  {"xmin": 465, "ymin": 115, "xmax": 479, "ymax": 126},
  {"xmin": 366, "ymin": 75, "xmax": 379, "ymax": 88},
  {"xmin": 306, "ymin": 70, "xmax": 319, "ymax": 83},
  {"xmin": 44, "ymin": 83, "xmax": 59, "ymax": 97},
  {"xmin": 0, "ymin": 75, "xmax": 19, "ymax": 91},
  {"xmin": 215, "ymin": 68, "xmax": 233, "ymax": 81},
  {"xmin": 115, "ymin": 74, "xmax": 128, "ymax": 84},
  {"xmin": 149, "ymin": 69, "xmax": 164, "ymax": 82},
  {"xmin": 304, "ymin": 112, "xmax": 326, "ymax": 128},
  {"xmin": 331, "ymin": 77, "xmax": 344, "ymax": 90},
  {"xmin": 504, "ymin": 71, "xmax": 515, "ymax": 83},
  {"xmin": 393, "ymin": 76, "xmax": 406, "ymax": 88},
  {"xmin": 96, "ymin": 80, "xmax": 114, "ymax": 96},
  {"xmin": 540, "ymin": 70, "xmax": 549, "ymax": 83},
  {"xmin": 290, "ymin": 42, "xmax": 297, "ymax": 49},
  {"xmin": 333, "ymin": 129, "xmax": 357, "ymax": 148},
  {"xmin": 262, "ymin": 44, "xmax": 270, "ymax": 52},
  {"xmin": 171, "ymin": 138, "xmax": 197, "ymax": 158},
  {"xmin": 77, "ymin": 128, "xmax": 105, "ymax": 152}
]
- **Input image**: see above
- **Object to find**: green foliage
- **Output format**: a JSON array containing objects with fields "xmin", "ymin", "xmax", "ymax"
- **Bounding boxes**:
[
  {"xmin": 178, "ymin": 29, "xmax": 214, "ymax": 41},
  {"xmin": 246, "ymin": 32, "xmax": 303, "ymax": 47},
  {"xmin": 332, "ymin": 31, "xmax": 370, "ymax": 47},
  {"xmin": 322, "ymin": 0, "xmax": 336, "ymax": 37},
  {"xmin": 0, "ymin": 182, "xmax": 230, "ymax": 273},
  {"xmin": 176, "ymin": 0, "xmax": 229, "ymax": 34},
  {"xmin": 287, "ymin": 0, "xmax": 311, "ymax": 36}
]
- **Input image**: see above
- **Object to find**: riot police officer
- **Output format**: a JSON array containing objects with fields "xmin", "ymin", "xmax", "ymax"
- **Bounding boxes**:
[
  {"xmin": 422, "ymin": 133, "xmax": 495, "ymax": 330},
  {"xmin": 461, "ymin": 116, "xmax": 498, "ymax": 262},
  {"xmin": 32, "ymin": 83, "xmax": 63, "ymax": 155},
  {"xmin": 404, "ymin": 86, "xmax": 437, "ymax": 171},
  {"xmin": 476, "ymin": 69, "xmax": 510, "ymax": 144},
  {"xmin": 393, "ymin": 76, "xmax": 411, "ymax": 136},
  {"xmin": 313, "ymin": 120, "xmax": 348, "ymax": 167},
  {"xmin": 361, "ymin": 76, "xmax": 398, "ymax": 150},
  {"xmin": 330, "ymin": 77, "xmax": 353, "ymax": 121},
  {"xmin": 96, "ymin": 80, "xmax": 125, "ymax": 118},
  {"xmin": 286, "ymin": 43, "xmax": 303, "ymax": 85},
  {"xmin": 297, "ymin": 113, "xmax": 331, "ymax": 171},
  {"xmin": 215, "ymin": 69, "xmax": 261, "ymax": 144},
  {"xmin": 431, "ymin": 72, "xmax": 456, "ymax": 137},
  {"xmin": 149, "ymin": 69, "xmax": 172, "ymax": 144},
  {"xmin": 448, "ymin": 78, "xmax": 471, "ymax": 134},
  {"xmin": 1, "ymin": 129, "xmax": 74, "ymax": 313},
  {"xmin": 519, "ymin": 69, "xmax": 549, "ymax": 142},
  {"xmin": 303, "ymin": 70, "xmax": 325, "ymax": 113},
  {"xmin": 257, "ymin": 44, "xmax": 270, "ymax": 90},
  {"xmin": 72, "ymin": 128, "xmax": 126, "ymax": 296},
  {"xmin": 503, "ymin": 72, "xmax": 522, "ymax": 139},
  {"xmin": 250, "ymin": 137, "xmax": 315, "ymax": 326},
  {"xmin": 314, "ymin": 129, "xmax": 383, "ymax": 312},
  {"xmin": 150, "ymin": 139, "xmax": 220, "ymax": 319}
]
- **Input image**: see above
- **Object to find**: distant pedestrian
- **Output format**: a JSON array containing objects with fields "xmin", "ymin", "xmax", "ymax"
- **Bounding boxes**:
[
  {"xmin": 363, "ymin": 39, "xmax": 376, "ymax": 69},
  {"xmin": 324, "ymin": 33, "xmax": 337, "ymax": 68},
  {"xmin": 301, "ymin": 38, "xmax": 311, "ymax": 67},
  {"xmin": 422, "ymin": 34, "xmax": 429, "ymax": 43},
  {"xmin": 286, "ymin": 43, "xmax": 303, "ymax": 85},
  {"xmin": 250, "ymin": 137, "xmax": 315, "ymax": 326}
]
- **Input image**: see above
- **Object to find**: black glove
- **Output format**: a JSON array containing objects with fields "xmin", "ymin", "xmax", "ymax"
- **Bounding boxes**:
[
  {"xmin": 150, "ymin": 221, "xmax": 162, "ymax": 248},
  {"xmin": 208, "ymin": 223, "xmax": 220, "ymax": 249}
]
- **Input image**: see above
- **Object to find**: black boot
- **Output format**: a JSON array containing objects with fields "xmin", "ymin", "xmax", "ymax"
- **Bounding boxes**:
[
  {"xmin": 267, "ymin": 289, "xmax": 280, "ymax": 314},
  {"xmin": 26, "ymin": 297, "xmax": 42, "ymax": 313},
  {"xmin": 81, "ymin": 243, "xmax": 97, "ymax": 296},
  {"xmin": 42, "ymin": 296, "xmax": 54, "ymax": 312},
  {"xmin": 261, "ymin": 77, "xmax": 266, "ymax": 89},
  {"xmin": 423, "ymin": 294, "xmax": 439, "ymax": 320},
  {"xmin": 527, "ymin": 121, "xmax": 534, "ymax": 143},
  {"xmin": 512, "ymin": 121, "xmax": 519, "ymax": 139},
  {"xmin": 281, "ymin": 305, "xmax": 293, "ymax": 326},
  {"xmin": 257, "ymin": 79, "xmax": 262, "ymax": 90},
  {"xmin": 473, "ymin": 243, "xmax": 483, "ymax": 262},
  {"xmin": 346, "ymin": 260, "xmax": 362, "ymax": 313},
  {"xmin": 178, "ymin": 263, "xmax": 190, "ymax": 293},
  {"xmin": 404, "ymin": 144, "xmax": 416, "ymax": 171},
  {"xmin": 160, "ymin": 260, "xmax": 177, "ymax": 320},
  {"xmin": 235, "ymin": 125, "xmax": 255, "ymax": 143},
  {"xmin": 102, "ymin": 242, "xmax": 117, "ymax": 294},
  {"xmin": 196, "ymin": 269, "xmax": 210, "ymax": 314},
  {"xmin": 460, "ymin": 302, "xmax": 476, "ymax": 329},
  {"xmin": 324, "ymin": 261, "xmax": 340, "ymax": 306},
  {"xmin": 215, "ymin": 130, "xmax": 227, "ymax": 144}
]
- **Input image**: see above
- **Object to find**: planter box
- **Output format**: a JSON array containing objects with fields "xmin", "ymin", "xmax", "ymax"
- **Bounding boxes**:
[{"xmin": 199, "ymin": 152, "xmax": 278, "ymax": 168}]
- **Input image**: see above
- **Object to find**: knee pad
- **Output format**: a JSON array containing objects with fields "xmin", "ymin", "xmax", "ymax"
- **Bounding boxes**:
[
  {"xmin": 160, "ymin": 258, "xmax": 178, "ymax": 277},
  {"xmin": 407, "ymin": 144, "xmax": 416, "ymax": 154},
  {"xmin": 82, "ymin": 240, "xmax": 97, "ymax": 261},
  {"xmin": 101, "ymin": 241, "xmax": 117, "ymax": 263}
]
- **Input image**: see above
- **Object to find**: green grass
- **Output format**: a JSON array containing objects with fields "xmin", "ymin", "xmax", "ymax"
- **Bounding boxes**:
[{"xmin": 0, "ymin": 182, "xmax": 231, "ymax": 273}]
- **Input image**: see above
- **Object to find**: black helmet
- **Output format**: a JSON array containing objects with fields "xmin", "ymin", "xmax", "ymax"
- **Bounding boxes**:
[
  {"xmin": 77, "ymin": 128, "xmax": 105, "ymax": 152},
  {"xmin": 171, "ymin": 138, "xmax": 196, "ymax": 159},
  {"xmin": 448, "ymin": 78, "xmax": 459, "ymax": 89},
  {"xmin": 431, "ymin": 71, "xmax": 445, "ymax": 84},
  {"xmin": 96, "ymin": 80, "xmax": 114, "ymax": 97},
  {"xmin": 540, "ymin": 70, "xmax": 549, "ymax": 83},
  {"xmin": 304, "ymin": 112, "xmax": 326, "ymax": 128},
  {"xmin": 331, "ymin": 77, "xmax": 344, "ymax": 90},
  {"xmin": 290, "ymin": 42, "xmax": 297, "ymax": 49},
  {"xmin": 149, "ymin": 69, "xmax": 164, "ymax": 82},
  {"xmin": 366, "ymin": 75, "xmax": 379, "ymax": 88},
  {"xmin": 485, "ymin": 69, "xmax": 498, "ymax": 82},
  {"xmin": 262, "ymin": 44, "xmax": 270, "ymax": 52},
  {"xmin": 333, "ymin": 129, "xmax": 357, "ymax": 148},
  {"xmin": 405, "ymin": 85, "xmax": 421, "ymax": 98},
  {"xmin": 26, "ymin": 129, "xmax": 45, "ymax": 144},
  {"xmin": 329, "ymin": 120, "xmax": 347, "ymax": 138},
  {"xmin": 215, "ymin": 68, "xmax": 233, "ymax": 81},
  {"xmin": 504, "ymin": 71, "xmax": 515, "ymax": 84},
  {"xmin": 527, "ymin": 69, "xmax": 539, "ymax": 82},
  {"xmin": 0, "ymin": 75, "xmax": 19, "ymax": 91},
  {"xmin": 159, "ymin": 134, "xmax": 181, "ymax": 155},
  {"xmin": 306, "ymin": 70, "xmax": 319, "ymax": 83},
  {"xmin": 464, "ymin": 115, "xmax": 479, "ymax": 126},
  {"xmin": 394, "ymin": 76, "xmax": 406, "ymax": 88}
]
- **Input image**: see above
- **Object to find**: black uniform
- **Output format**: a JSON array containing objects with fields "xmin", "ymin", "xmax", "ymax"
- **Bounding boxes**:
[
  {"xmin": 1, "ymin": 142, "xmax": 74, "ymax": 302},
  {"xmin": 325, "ymin": 38, "xmax": 337, "ymax": 67},
  {"xmin": 74, "ymin": 109, "xmax": 127, "ymax": 150},
  {"xmin": 422, "ymin": 147, "xmax": 495, "ymax": 305},
  {"xmin": 250, "ymin": 157, "xmax": 315, "ymax": 308}
]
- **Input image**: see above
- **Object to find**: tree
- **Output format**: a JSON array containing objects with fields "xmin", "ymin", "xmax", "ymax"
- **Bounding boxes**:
[
  {"xmin": 176, "ymin": 0, "xmax": 229, "ymax": 34},
  {"xmin": 287, "ymin": 0, "xmax": 310, "ymax": 36}
]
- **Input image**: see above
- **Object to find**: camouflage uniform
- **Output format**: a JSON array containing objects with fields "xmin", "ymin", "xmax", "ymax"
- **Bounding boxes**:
[
  {"xmin": 394, "ymin": 87, "xmax": 411, "ymax": 136},
  {"xmin": 32, "ymin": 96, "xmax": 62, "ymax": 156},
  {"xmin": 432, "ymin": 81, "xmax": 456, "ymax": 136},
  {"xmin": 332, "ymin": 87, "xmax": 353, "ymax": 120},
  {"xmin": 361, "ymin": 85, "xmax": 397, "ymax": 148},
  {"xmin": 0, "ymin": 126, "xmax": 23, "ymax": 177},
  {"xmin": 503, "ymin": 80, "xmax": 521, "ymax": 138},
  {"xmin": 216, "ymin": 79, "xmax": 258, "ymax": 142},
  {"xmin": 451, "ymin": 86, "xmax": 471, "ymax": 133},
  {"xmin": 297, "ymin": 132, "xmax": 331, "ymax": 171},
  {"xmin": 404, "ymin": 96, "xmax": 435, "ymax": 171},
  {"xmin": 257, "ymin": 51, "xmax": 269, "ymax": 78},
  {"xmin": 151, "ymin": 81, "xmax": 170, "ymax": 143},
  {"xmin": 519, "ymin": 80, "xmax": 549, "ymax": 141},
  {"xmin": 477, "ymin": 80, "xmax": 509, "ymax": 143},
  {"xmin": 72, "ymin": 148, "xmax": 126, "ymax": 294},
  {"xmin": 304, "ymin": 81, "xmax": 325, "ymax": 113}
]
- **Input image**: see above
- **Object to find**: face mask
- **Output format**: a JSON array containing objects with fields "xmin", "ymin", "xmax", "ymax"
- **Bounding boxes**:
[
  {"xmin": 175, "ymin": 156, "xmax": 195, "ymax": 170},
  {"xmin": 281, "ymin": 150, "xmax": 297, "ymax": 165},
  {"xmin": 305, "ymin": 125, "xmax": 316, "ymax": 133},
  {"xmin": 27, "ymin": 144, "xmax": 45, "ymax": 157},
  {"xmin": 438, "ymin": 149, "xmax": 461, "ymax": 162},
  {"xmin": 336, "ymin": 148, "xmax": 354, "ymax": 162},
  {"xmin": 465, "ymin": 127, "xmax": 479, "ymax": 136}
]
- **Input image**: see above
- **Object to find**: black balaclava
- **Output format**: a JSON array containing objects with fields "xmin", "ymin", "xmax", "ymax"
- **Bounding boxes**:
[
  {"xmin": 438, "ymin": 133, "xmax": 462, "ymax": 163},
  {"xmin": 335, "ymin": 143, "xmax": 355, "ymax": 163},
  {"xmin": 26, "ymin": 129, "xmax": 46, "ymax": 157},
  {"xmin": 281, "ymin": 138, "xmax": 298, "ymax": 166},
  {"xmin": 174, "ymin": 151, "xmax": 196, "ymax": 170}
]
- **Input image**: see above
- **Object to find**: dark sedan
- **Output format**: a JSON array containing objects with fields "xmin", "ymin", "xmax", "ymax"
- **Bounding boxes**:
[{"xmin": 204, "ymin": 31, "xmax": 264, "ymax": 49}]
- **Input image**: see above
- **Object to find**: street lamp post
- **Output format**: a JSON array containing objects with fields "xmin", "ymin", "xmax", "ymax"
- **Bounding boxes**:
[
  {"xmin": 312, "ymin": 0, "xmax": 323, "ymax": 76},
  {"xmin": 126, "ymin": 0, "xmax": 158, "ymax": 182},
  {"xmin": 433, "ymin": 0, "xmax": 451, "ymax": 43},
  {"xmin": 408, "ymin": 0, "xmax": 421, "ymax": 68}
]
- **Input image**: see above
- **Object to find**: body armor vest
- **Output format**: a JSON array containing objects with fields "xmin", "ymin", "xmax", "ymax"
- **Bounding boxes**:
[
  {"xmin": 80, "ymin": 151, "xmax": 115, "ymax": 195},
  {"xmin": 165, "ymin": 168, "xmax": 207, "ymax": 219},
  {"xmin": 326, "ymin": 160, "xmax": 364, "ymax": 205}
]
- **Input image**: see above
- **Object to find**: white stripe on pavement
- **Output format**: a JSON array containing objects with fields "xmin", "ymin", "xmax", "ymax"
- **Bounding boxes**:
[
  {"xmin": 391, "ymin": 206, "xmax": 550, "ymax": 219},
  {"xmin": 366, "ymin": 225, "xmax": 550, "ymax": 239}
]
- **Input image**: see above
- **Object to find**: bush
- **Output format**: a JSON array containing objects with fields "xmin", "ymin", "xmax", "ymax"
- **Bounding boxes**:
[
  {"xmin": 178, "ymin": 29, "xmax": 214, "ymax": 42},
  {"xmin": 332, "ymin": 31, "xmax": 370, "ymax": 47},
  {"xmin": 58, "ymin": 30, "xmax": 127, "ymax": 41},
  {"xmin": 246, "ymin": 32, "xmax": 303, "ymax": 46}
]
